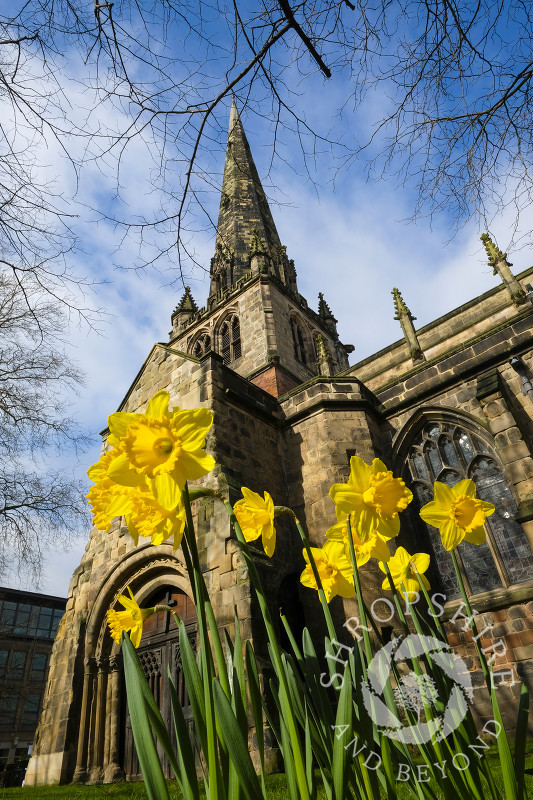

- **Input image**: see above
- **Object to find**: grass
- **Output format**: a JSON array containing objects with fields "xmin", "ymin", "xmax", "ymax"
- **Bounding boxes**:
[{"xmin": 1, "ymin": 751, "xmax": 531, "ymax": 799}]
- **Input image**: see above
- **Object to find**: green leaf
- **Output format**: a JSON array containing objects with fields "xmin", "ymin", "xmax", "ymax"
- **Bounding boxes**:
[
  {"xmin": 178, "ymin": 620, "xmax": 208, "ymax": 755},
  {"xmin": 514, "ymin": 681, "xmax": 529, "ymax": 800},
  {"xmin": 121, "ymin": 633, "xmax": 171, "ymax": 800},
  {"xmin": 212, "ymin": 678, "xmax": 264, "ymax": 800},
  {"xmin": 331, "ymin": 661, "xmax": 352, "ymax": 800},
  {"xmin": 168, "ymin": 669, "xmax": 200, "ymax": 800},
  {"xmin": 491, "ymin": 686, "xmax": 519, "ymax": 800}
]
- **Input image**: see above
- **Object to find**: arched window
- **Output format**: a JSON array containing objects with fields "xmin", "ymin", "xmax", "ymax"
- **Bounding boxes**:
[
  {"xmin": 291, "ymin": 317, "xmax": 307, "ymax": 365},
  {"xmin": 220, "ymin": 315, "xmax": 241, "ymax": 364},
  {"xmin": 192, "ymin": 333, "xmax": 211, "ymax": 358},
  {"xmin": 404, "ymin": 421, "xmax": 533, "ymax": 600}
]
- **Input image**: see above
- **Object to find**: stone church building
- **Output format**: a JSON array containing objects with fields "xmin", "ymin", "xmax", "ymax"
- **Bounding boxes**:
[{"xmin": 26, "ymin": 102, "xmax": 533, "ymax": 785}]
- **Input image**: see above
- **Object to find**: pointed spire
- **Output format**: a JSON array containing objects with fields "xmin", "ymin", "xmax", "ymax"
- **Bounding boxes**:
[
  {"xmin": 480, "ymin": 233, "xmax": 527, "ymax": 306},
  {"xmin": 317, "ymin": 292, "xmax": 338, "ymax": 336},
  {"xmin": 210, "ymin": 101, "xmax": 284, "ymax": 297},
  {"xmin": 392, "ymin": 288, "xmax": 425, "ymax": 362},
  {"xmin": 392, "ymin": 287, "xmax": 415, "ymax": 321},
  {"xmin": 175, "ymin": 286, "xmax": 198, "ymax": 313}
]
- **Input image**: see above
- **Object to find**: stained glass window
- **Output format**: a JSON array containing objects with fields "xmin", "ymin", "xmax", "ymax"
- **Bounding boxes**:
[{"xmin": 405, "ymin": 421, "xmax": 532, "ymax": 600}]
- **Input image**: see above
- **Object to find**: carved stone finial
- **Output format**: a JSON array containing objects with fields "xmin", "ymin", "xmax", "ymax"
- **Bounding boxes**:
[
  {"xmin": 480, "ymin": 233, "xmax": 511, "ymax": 274},
  {"xmin": 392, "ymin": 287, "xmax": 416, "ymax": 321},
  {"xmin": 480, "ymin": 233, "xmax": 527, "ymax": 306},
  {"xmin": 318, "ymin": 292, "xmax": 337, "ymax": 321},
  {"xmin": 392, "ymin": 287, "xmax": 424, "ymax": 362},
  {"xmin": 315, "ymin": 333, "xmax": 333, "ymax": 375},
  {"xmin": 249, "ymin": 228, "xmax": 267, "ymax": 256},
  {"xmin": 175, "ymin": 286, "xmax": 199, "ymax": 313}
]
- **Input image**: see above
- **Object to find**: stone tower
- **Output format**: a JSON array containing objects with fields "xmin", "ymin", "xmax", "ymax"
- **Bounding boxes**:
[{"xmin": 26, "ymin": 109, "xmax": 533, "ymax": 787}]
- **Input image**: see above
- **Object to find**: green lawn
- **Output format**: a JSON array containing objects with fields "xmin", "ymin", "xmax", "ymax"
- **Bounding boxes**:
[{"xmin": 1, "ymin": 753, "xmax": 531, "ymax": 799}]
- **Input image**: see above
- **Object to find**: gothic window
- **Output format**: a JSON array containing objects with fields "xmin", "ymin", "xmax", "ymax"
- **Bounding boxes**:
[
  {"xmin": 291, "ymin": 317, "xmax": 307, "ymax": 365},
  {"xmin": 192, "ymin": 333, "xmax": 211, "ymax": 358},
  {"xmin": 220, "ymin": 315, "xmax": 241, "ymax": 364},
  {"xmin": 404, "ymin": 421, "xmax": 533, "ymax": 601}
]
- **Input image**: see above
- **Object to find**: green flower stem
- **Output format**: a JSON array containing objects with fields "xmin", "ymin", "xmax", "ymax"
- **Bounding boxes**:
[
  {"xmin": 187, "ymin": 489, "xmax": 311, "ymax": 800},
  {"xmin": 275, "ymin": 506, "xmax": 337, "ymax": 643},
  {"xmin": 450, "ymin": 550, "xmax": 491, "ymax": 685},
  {"xmin": 346, "ymin": 516, "xmax": 372, "ymax": 667},
  {"xmin": 181, "ymin": 484, "xmax": 222, "ymax": 799},
  {"xmin": 412, "ymin": 566, "xmax": 447, "ymax": 640},
  {"xmin": 382, "ymin": 563, "xmax": 411, "ymax": 640}
]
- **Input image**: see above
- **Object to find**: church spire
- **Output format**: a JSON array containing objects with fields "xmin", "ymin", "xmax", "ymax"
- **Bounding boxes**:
[{"xmin": 209, "ymin": 101, "xmax": 296, "ymax": 299}]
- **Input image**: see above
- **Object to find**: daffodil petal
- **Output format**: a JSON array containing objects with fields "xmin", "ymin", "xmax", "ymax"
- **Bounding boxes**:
[
  {"xmin": 347, "ymin": 456, "xmax": 372, "ymax": 492},
  {"xmin": 262, "ymin": 525, "xmax": 276, "ymax": 557},
  {"xmin": 376, "ymin": 515, "xmax": 400, "ymax": 539},
  {"xmin": 440, "ymin": 518, "xmax": 464, "ymax": 550},
  {"xmin": 411, "ymin": 552, "xmax": 430, "ymax": 574},
  {"xmin": 108, "ymin": 412, "xmax": 138, "ymax": 441},
  {"xmin": 464, "ymin": 526, "xmax": 486, "ymax": 545},
  {"xmin": 107, "ymin": 453, "xmax": 147, "ymax": 487},
  {"xmin": 148, "ymin": 473, "xmax": 181, "ymax": 511},
  {"xmin": 452, "ymin": 479, "xmax": 476, "ymax": 498},
  {"xmin": 145, "ymin": 391, "xmax": 171, "ymax": 420},
  {"xmin": 434, "ymin": 481, "xmax": 454, "ymax": 507},
  {"xmin": 419, "ymin": 500, "xmax": 451, "ymax": 527},
  {"xmin": 175, "ymin": 409, "xmax": 214, "ymax": 451}
]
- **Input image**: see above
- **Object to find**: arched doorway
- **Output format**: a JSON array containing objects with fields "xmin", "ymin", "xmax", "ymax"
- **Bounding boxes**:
[{"xmin": 121, "ymin": 586, "xmax": 197, "ymax": 780}]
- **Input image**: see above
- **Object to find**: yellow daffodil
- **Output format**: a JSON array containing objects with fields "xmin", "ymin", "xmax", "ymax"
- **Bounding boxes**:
[
  {"xmin": 379, "ymin": 546, "xmax": 430, "ymax": 595},
  {"xmin": 86, "ymin": 448, "xmax": 142, "ymax": 532},
  {"xmin": 326, "ymin": 512, "xmax": 391, "ymax": 566},
  {"xmin": 126, "ymin": 490, "xmax": 186, "ymax": 549},
  {"xmin": 419, "ymin": 479, "xmax": 495, "ymax": 551},
  {"xmin": 87, "ymin": 447, "xmax": 185, "ymax": 548},
  {"xmin": 329, "ymin": 456, "xmax": 412, "ymax": 541},
  {"xmin": 234, "ymin": 487, "xmax": 276, "ymax": 557},
  {"xmin": 106, "ymin": 391, "xmax": 215, "ymax": 494},
  {"xmin": 300, "ymin": 541, "xmax": 355, "ymax": 603},
  {"xmin": 107, "ymin": 587, "xmax": 157, "ymax": 648}
]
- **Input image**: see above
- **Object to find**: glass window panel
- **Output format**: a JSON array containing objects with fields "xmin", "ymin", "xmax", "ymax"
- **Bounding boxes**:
[
  {"xmin": 0, "ymin": 650, "xmax": 8, "ymax": 677},
  {"xmin": 425, "ymin": 443, "xmax": 442, "ymax": 477},
  {"xmin": 456, "ymin": 432, "xmax": 475, "ymax": 464},
  {"xmin": 51, "ymin": 609, "xmax": 63, "ymax": 634},
  {"xmin": 412, "ymin": 451, "xmax": 429, "ymax": 481},
  {"xmin": 441, "ymin": 470, "xmax": 462, "ymax": 487},
  {"xmin": 458, "ymin": 540, "xmax": 503, "ymax": 594},
  {"xmin": 31, "ymin": 653, "xmax": 48, "ymax": 680},
  {"xmin": 21, "ymin": 693, "xmax": 41, "ymax": 726},
  {"xmin": 473, "ymin": 459, "xmax": 533, "ymax": 584},
  {"xmin": 472, "ymin": 436, "xmax": 490, "ymax": 454},
  {"xmin": 440, "ymin": 437, "xmax": 461, "ymax": 469},
  {"xmin": 11, "ymin": 651, "xmax": 27, "ymax": 678},
  {"xmin": 0, "ymin": 692, "xmax": 18, "ymax": 727},
  {"xmin": 424, "ymin": 424, "xmax": 441, "ymax": 440}
]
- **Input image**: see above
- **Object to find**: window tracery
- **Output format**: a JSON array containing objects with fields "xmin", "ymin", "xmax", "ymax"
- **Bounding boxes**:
[
  {"xmin": 220, "ymin": 315, "xmax": 241, "ymax": 364},
  {"xmin": 404, "ymin": 421, "xmax": 533, "ymax": 600},
  {"xmin": 192, "ymin": 333, "xmax": 211, "ymax": 358},
  {"xmin": 291, "ymin": 317, "xmax": 307, "ymax": 365}
]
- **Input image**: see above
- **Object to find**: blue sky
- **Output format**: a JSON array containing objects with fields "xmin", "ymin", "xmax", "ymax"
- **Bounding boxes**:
[{"xmin": 3, "ymin": 9, "xmax": 533, "ymax": 596}]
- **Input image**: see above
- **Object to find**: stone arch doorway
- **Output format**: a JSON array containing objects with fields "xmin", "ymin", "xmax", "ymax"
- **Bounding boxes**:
[{"xmin": 122, "ymin": 585, "xmax": 197, "ymax": 780}]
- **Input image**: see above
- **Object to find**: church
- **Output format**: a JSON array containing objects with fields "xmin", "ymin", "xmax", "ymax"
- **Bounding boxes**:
[{"xmin": 25, "ymin": 102, "xmax": 533, "ymax": 785}]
